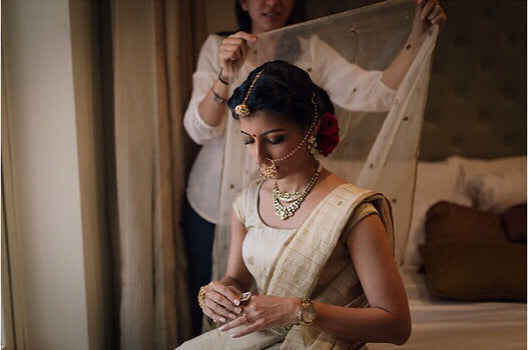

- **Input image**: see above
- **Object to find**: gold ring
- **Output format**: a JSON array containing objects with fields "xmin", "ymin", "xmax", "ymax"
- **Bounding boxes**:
[
  {"xmin": 198, "ymin": 283, "xmax": 212, "ymax": 309},
  {"xmin": 238, "ymin": 291, "xmax": 252, "ymax": 305}
]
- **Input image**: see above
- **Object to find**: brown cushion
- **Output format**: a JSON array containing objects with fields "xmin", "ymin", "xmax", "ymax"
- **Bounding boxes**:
[
  {"xmin": 425, "ymin": 201, "xmax": 506, "ymax": 243},
  {"xmin": 501, "ymin": 203, "xmax": 527, "ymax": 243},
  {"xmin": 419, "ymin": 240, "xmax": 526, "ymax": 301}
]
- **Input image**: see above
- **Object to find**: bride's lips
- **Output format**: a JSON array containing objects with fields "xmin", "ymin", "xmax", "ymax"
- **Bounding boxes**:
[{"xmin": 262, "ymin": 11, "xmax": 283, "ymax": 22}]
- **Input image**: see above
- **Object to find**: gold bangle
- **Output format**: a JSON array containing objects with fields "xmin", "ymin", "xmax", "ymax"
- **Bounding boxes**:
[{"xmin": 198, "ymin": 282, "xmax": 211, "ymax": 309}]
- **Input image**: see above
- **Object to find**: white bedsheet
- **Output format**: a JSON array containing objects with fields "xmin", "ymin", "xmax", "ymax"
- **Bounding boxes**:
[{"xmin": 368, "ymin": 267, "xmax": 527, "ymax": 350}]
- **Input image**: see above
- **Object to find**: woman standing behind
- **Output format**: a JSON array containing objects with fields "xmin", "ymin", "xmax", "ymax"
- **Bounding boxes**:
[{"xmin": 183, "ymin": 0, "xmax": 445, "ymax": 336}]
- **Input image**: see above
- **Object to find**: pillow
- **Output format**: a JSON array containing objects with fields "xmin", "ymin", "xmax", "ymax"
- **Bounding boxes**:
[
  {"xmin": 419, "ymin": 240, "xmax": 526, "ymax": 301},
  {"xmin": 447, "ymin": 155, "xmax": 527, "ymax": 181},
  {"xmin": 403, "ymin": 160, "xmax": 472, "ymax": 269},
  {"xmin": 404, "ymin": 155, "xmax": 527, "ymax": 269},
  {"xmin": 424, "ymin": 201, "xmax": 506, "ymax": 243},
  {"xmin": 501, "ymin": 203, "xmax": 527, "ymax": 243},
  {"xmin": 466, "ymin": 166, "xmax": 527, "ymax": 213}
]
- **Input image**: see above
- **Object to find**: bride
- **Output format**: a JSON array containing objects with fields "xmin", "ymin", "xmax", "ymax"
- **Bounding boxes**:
[{"xmin": 177, "ymin": 60, "xmax": 410, "ymax": 349}]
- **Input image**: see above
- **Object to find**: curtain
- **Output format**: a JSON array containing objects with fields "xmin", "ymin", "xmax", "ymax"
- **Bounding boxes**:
[{"xmin": 110, "ymin": 1, "xmax": 206, "ymax": 348}]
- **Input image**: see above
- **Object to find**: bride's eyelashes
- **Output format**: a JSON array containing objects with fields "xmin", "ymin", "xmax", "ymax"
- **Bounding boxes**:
[
  {"xmin": 268, "ymin": 135, "xmax": 285, "ymax": 144},
  {"xmin": 243, "ymin": 135, "xmax": 286, "ymax": 145}
]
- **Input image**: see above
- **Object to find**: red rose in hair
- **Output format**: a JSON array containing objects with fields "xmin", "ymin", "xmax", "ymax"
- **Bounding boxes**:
[
  {"xmin": 320, "ymin": 112, "xmax": 339, "ymax": 136},
  {"xmin": 317, "ymin": 112, "xmax": 340, "ymax": 157},
  {"xmin": 318, "ymin": 133, "xmax": 339, "ymax": 157}
]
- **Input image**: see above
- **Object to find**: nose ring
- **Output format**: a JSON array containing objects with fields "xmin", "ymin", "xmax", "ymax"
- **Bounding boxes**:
[{"xmin": 260, "ymin": 158, "xmax": 278, "ymax": 180}]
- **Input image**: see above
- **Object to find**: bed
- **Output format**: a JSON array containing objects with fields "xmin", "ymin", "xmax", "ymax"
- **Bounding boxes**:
[
  {"xmin": 370, "ymin": 266, "xmax": 526, "ymax": 350},
  {"xmin": 370, "ymin": 155, "xmax": 527, "ymax": 349}
]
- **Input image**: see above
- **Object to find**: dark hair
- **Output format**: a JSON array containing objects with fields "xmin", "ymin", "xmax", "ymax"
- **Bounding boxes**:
[
  {"xmin": 217, "ymin": 0, "xmax": 304, "ymax": 36},
  {"xmin": 228, "ymin": 60, "xmax": 334, "ymax": 130}
]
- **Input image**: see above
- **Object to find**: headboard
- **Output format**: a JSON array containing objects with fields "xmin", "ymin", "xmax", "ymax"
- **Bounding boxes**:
[
  {"xmin": 420, "ymin": 0, "xmax": 526, "ymax": 160},
  {"xmin": 303, "ymin": 0, "xmax": 527, "ymax": 160}
]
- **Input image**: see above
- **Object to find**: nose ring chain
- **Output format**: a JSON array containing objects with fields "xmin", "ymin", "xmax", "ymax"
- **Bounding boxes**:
[{"xmin": 259, "ymin": 93, "xmax": 319, "ymax": 180}]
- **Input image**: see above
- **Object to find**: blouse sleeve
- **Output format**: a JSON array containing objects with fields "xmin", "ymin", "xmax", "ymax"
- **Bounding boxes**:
[
  {"xmin": 232, "ymin": 189, "xmax": 246, "ymax": 225},
  {"xmin": 183, "ymin": 35, "xmax": 226, "ymax": 145},
  {"xmin": 341, "ymin": 202, "xmax": 379, "ymax": 245},
  {"xmin": 310, "ymin": 35, "xmax": 396, "ymax": 113}
]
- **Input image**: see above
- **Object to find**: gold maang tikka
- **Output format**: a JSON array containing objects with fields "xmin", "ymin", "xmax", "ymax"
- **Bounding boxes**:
[
  {"xmin": 259, "ymin": 92, "xmax": 320, "ymax": 180},
  {"xmin": 234, "ymin": 69, "xmax": 264, "ymax": 118}
]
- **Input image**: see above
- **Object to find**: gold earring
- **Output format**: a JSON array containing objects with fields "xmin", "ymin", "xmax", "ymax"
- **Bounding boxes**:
[{"xmin": 307, "ymin": 136, "xmax": 318, "ymax": 154}]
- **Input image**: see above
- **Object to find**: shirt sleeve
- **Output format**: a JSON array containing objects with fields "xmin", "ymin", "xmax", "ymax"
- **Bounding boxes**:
[
  {"xmin": 183, "ymin": 35, "xmax": 226, "ymax": 145},
  {"xmin": 341, "ymin": 202, "xmax": 379, "ymax": 245},
  {"xmin": 310, "ymin": 35, "xmax": 396, "ymax": 113}
]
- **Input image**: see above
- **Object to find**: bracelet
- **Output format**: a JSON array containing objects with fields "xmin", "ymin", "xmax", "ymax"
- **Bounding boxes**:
[
  {"xmin": 198, "ymin": 282, "xmax": 212, "ymax": 309},
  {"xmin": 212, "ymin": 89, "xmax": 227, "ymax": 104},
  {"xmin": 218, "ymin": 68, "xmax": 229, "ymax": 85},
  {"xmin": 296, "ymin": 297, "xmax": 316, "ymax": 326}
]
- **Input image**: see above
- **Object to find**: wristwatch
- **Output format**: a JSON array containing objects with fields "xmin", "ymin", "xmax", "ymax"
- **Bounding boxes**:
[{"xmin": 296, "ymin": 297, "xmax": 316, "ymax": 326}]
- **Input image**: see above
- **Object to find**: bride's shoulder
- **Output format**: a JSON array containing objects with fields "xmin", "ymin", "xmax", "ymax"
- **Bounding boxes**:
[
  {"xmin": 319, "ymin": 171, "xmax": 371, "ymax": 196},
  {"xmin": 319, "ymin": 170, "xmax": 346, "ymax": 189},
  {"xmin": 238, "ymin": 179, "xmax": 263, "ymax": 198}
]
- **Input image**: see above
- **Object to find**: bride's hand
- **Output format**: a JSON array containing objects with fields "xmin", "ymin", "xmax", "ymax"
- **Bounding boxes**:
[
  {"xmin": 202, "ymin": 281, "xmax": 244, "ymax": 323},
  {"xmin": 218, "ymin": 31, "xmax": 258, "ymax": 81},
  {"xmin": 219, "ymin": 295, "xmax": 300, "ymax": 337}
]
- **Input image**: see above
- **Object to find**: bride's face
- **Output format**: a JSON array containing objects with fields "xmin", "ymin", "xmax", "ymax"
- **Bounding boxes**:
[{"xmin": 239, "ymin": 110, "xmax": 310, "ymax": 179}]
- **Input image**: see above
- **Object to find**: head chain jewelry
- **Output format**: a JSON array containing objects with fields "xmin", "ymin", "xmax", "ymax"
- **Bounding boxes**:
[
  {"xmin": 259, "ymin": 92, "xmax": 320, "ymax": 180},
  {"xmin": 234, "ymin": 69, "xmax": 264, "ymax": 118}
]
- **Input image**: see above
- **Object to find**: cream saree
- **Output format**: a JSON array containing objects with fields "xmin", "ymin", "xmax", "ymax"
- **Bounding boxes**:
[{"xmin": 177, "ymin": 183, "xmax": 394, "ymax": 350}]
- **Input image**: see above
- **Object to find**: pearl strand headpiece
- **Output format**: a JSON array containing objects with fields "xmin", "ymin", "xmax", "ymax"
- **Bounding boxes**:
[{"xmin": 259, "ymin": 92, "xmax": 320, "ymax": 180}]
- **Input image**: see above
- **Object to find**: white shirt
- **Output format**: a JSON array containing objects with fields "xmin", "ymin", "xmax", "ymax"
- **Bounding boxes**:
[{"xmin": 184, "ymin": 34, "xmax": 396, "ymax": 224}]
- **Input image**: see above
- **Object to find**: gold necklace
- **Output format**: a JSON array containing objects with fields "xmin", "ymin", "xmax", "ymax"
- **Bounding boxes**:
[{"xmin": 272, "ymin": 164, "xmax": 322, "ymax": 220}]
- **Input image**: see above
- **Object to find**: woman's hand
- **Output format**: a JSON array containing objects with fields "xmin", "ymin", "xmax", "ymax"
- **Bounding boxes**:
[
  {"xmin": 412, "ymin": 0, "xmax": 447, "ymax": 35},
  {"xmin": 201, "ymin": 281, "xmax": 244, "ymax": 323},
  {"xmin": 218, "ymin": 31, "xmax": 258, "ymax": 81},
  {"xmin": 219, "ymin": 295, "xmax": 300, "ymax": 338}
]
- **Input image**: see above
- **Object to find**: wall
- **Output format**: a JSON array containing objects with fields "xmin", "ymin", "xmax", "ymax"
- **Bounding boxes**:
[
  {"xmin": 421, "ymin": 0, "xmax": 526, "ymax": 160},
  {"xmin": 205, "ymin": 0, "xmax": 236, "ymax": 35},
  {"xmin": 2, "ymin": 1, "xmax": 94, "ymax": 349}
]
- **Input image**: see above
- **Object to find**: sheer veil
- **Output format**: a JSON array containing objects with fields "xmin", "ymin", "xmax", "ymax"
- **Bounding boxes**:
[{"xmin": 212, "ymin": 0, "xmax": 438, "ymax": 280}]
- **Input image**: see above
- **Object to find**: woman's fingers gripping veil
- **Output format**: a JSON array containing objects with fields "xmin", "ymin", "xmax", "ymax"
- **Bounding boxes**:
[
  {"xmin": 417, "ymin": 0, "xmax": 446, "ymax": 27},
  {"xmin": 219, "ymin": 31, "xmax": 258, "ymax": 78}
]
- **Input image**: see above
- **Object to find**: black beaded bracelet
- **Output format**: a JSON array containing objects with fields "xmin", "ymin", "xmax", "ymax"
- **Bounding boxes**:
[{"xmin": 218, "ymin": 69, "xmax": 229, "ymax": 85}]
